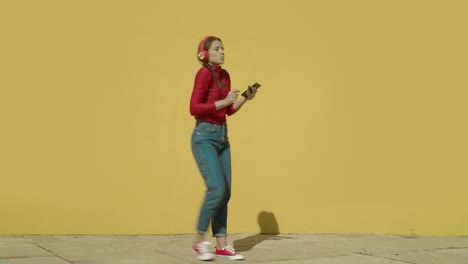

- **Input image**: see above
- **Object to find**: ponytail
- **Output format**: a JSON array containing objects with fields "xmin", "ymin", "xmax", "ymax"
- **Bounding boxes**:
[{"xmin": 203, "ymin": 62, "xmax": 226, "ymax": 89}]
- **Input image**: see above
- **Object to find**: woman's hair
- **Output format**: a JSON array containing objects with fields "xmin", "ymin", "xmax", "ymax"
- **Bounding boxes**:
[{"xmin": 198, "ymin": 36, "xmax": 226, "ymax": 88}]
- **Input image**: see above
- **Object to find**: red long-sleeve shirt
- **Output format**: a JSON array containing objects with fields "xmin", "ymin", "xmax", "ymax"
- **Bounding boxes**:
[{"xmin": 189, "ymin": 65, "xmax": 237, "ymax": 124}]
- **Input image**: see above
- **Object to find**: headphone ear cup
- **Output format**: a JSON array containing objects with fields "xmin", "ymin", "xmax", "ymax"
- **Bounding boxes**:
[
  {"xmin": 198, "ymin": 50, "xmax": 209, "ymax": 62},
  {"xmin": 198, "ymin": 36, "xmax": 212, "ymax": 62}
]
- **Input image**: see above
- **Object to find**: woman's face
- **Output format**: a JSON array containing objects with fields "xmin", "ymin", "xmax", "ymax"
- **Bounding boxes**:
[{"xmin": 208, "ymin": 40, "xmax": 224, "ymax": 65}]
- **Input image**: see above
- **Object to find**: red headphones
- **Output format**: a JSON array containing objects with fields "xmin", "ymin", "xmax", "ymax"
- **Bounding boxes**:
[{"xmin": 198, "ymin": 36, "xmax": 212, "ymax": 62}]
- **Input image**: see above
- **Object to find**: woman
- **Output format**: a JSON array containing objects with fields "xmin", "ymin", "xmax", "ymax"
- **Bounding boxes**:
[{"xmin": 189, "ymin": 36, "xmax": 257, "ymax": 261}]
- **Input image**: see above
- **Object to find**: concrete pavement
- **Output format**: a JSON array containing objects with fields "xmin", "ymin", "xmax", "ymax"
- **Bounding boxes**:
[{"xmin": 1, "ymin": 233, "xmax": 467, "ymax": 263}]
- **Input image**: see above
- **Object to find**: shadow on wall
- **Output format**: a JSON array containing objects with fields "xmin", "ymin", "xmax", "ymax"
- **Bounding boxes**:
[{"xmin": 233, "ymin": 211, "xmax": 295, "ymax": 252}]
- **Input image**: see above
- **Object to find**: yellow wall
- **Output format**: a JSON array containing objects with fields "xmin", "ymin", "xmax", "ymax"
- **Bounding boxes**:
[{"xmin": 1, "ymin": 0, "xmax": 467, "ymax": 236}]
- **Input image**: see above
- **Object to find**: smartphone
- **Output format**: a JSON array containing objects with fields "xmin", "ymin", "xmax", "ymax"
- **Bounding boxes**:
[{"xmin": 241, "ymin": 83, "xmax": 262, "ymax": 98}]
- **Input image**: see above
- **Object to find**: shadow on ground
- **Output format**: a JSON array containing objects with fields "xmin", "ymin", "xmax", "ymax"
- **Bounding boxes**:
[{"xmin": 233, "ymin": 211, "xmax": 295, "ymax": 252}]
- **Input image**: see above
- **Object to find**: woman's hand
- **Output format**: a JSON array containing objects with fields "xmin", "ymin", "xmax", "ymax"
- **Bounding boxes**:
[
  {"xmin": 245, "ymin": 86, "xmax": 257, "ymax": 100},
  {"xmin": 224, "ymin": 90, "xmax": 239, "ymax": 105}
]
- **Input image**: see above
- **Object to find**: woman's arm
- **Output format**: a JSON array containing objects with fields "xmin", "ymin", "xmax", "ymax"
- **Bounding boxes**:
[
  {"xmin": 232, "ymin": 96, "xmax": 247, "ymax": 111},
  {"xmin": 215, "ymin": 98, "xmax": 233, "ymax": 110},
  {"xmin": 190, "ymin": 69, "xmax": 217, "ymax": 116},
  {"xmin": 218, "ymin": 89, "xmax": 240, "ymax": 111},
  {"xmin": 226, "ymin": 87, "xmax": 257, "ymax": 115}
]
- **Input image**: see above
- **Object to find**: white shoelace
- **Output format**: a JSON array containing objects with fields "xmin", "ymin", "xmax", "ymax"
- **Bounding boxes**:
[{"xmin": 224, "ymin": 245, "xmax": 236, "ymax": 255}]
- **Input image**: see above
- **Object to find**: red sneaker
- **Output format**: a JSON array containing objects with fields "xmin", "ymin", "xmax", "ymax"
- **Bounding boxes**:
[
  {"xmin": 215, "ymin": 245, "xmax": 245, "ymax": 260},
  {"xmin": 192, "ymin": 241, "xmax": 215, "ymax": 261}
]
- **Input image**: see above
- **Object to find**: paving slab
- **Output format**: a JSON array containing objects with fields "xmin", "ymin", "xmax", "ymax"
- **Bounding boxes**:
[
  {"xmin": 0, "ymin": 243, "xmax": 52, "ymax": 258},
  {"xmin": 260, "ymin": 254, "xmax": 411, "ymax": 264},
  {"xmin": 37, "ymin": 237, "xmax": 194, "ymax": 264},
  {"xmin": 0, "ymin": 256, "xmax": 71, "ymax": 264},
  {"xmin": 376, "ymin": 248, "xmax": 468, "ymax": 264},
  {"xmin": 0, "ymin": 237, "xmax": 35, "ymax": 245},
  {"xmin": 437, "ymin": 248, "xmax": 468, "ymax": 256},
  {"xmin": 0, "ymin": 234, "xmax": 467, "ymax": 264}
]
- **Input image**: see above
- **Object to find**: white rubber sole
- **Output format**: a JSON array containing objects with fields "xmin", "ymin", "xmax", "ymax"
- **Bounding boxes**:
[
  {"xmin": 193, "ymin": 251, "xmax": 215, "ymax": 261},
  {"xmin": 217, "ymin": 254, "xmax": 245, "ymax": 260}
]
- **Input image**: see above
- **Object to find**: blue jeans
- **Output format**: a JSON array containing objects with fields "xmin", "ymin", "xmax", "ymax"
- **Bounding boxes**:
[{"xmin": 191, "ymin": 121, "xmax": 231, "ymax": 237}]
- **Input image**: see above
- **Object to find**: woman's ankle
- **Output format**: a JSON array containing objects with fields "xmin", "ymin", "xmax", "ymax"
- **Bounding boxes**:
[
  {"xmin": 194, "ymin": 233, "xmax": 205, "ymax": 244},
  {"xmin": 216, "ymin": 236, "xmax": 228, "ymax": 248}
]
